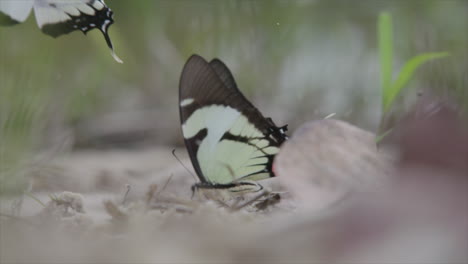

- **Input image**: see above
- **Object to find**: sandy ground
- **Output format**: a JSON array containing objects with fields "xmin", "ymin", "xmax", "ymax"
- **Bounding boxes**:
[
  {"xmin": 1, "ymin": 147, "xmax": 299, "ymax": 263},
  {"xmin": 1, "ymin": 117, "xmax": 466, "ymax": 263}
]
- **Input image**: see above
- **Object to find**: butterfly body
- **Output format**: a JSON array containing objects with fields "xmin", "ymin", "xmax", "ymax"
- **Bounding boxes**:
[{"xmin": 179, "ymin": 55, "xmax": 288, "ymax": 193}]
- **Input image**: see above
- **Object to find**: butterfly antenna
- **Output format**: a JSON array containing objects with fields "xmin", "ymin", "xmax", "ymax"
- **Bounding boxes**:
[
  {"xmin": 172, "ymin": 149, "xmax": 197, "ymax": 181},
  {"xmin": 190, "ymin": 185, "xmax": 197, "ymax": 199},
  {"xmin": 155, "ymin": 174, "xmax": 174, "ymax": 198}
]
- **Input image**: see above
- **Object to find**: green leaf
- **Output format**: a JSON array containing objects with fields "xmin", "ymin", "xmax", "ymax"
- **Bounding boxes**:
[
  {"xmin": 383, "ymin": 52, "xmax": 450, "ymax": 112},
  {"xmin": 378, "ymin": 12, "xmax": 393, "ymax": 110}
]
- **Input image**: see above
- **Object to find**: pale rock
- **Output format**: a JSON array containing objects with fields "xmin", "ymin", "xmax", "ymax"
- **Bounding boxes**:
[{"xmin": 275, "ymin": 119, "xmax": 394, "ymax": 211}]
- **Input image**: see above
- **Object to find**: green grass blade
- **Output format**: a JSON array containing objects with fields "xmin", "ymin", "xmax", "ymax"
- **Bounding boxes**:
[
  {"xmin": 375, "ymin": 128, "xmax": 393, "ymax": 143},
  {"xmin": 378, "ymin": 12, "xmax": 393, "ymax": 111},
  {"xmin": 383, "ymin": 52, "xmax": 450, "ymax": 112},
  {"xmin": 24, "ymin": 191, "xmax": 46, "ymax": 207}
]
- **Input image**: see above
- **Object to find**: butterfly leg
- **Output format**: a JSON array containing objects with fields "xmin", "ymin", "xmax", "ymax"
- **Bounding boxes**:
[{"xmin": 192, "ymin": 181, "xmax": 263, "ymax": 193}]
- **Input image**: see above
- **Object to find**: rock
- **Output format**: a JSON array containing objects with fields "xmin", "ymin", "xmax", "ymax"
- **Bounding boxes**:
[{"xmin": 274, "ymin": 119, "xmax": 394, "ymax": 211}]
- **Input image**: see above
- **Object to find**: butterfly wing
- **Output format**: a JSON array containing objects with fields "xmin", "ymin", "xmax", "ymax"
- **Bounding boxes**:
[
  {"xmin": 0, "ymin": 0, "xmax": 121, "ymax": 62},
  {"xmin": 208, "ymin": 58, "xmax": 239, "ymax": 91},
  {"xmin": 33, "ymin": 0, "xmax": 122, "ymax": 62},
  {"xmin": 179, "ymin": 55, "xmax": 287, "ymax": 186},
  {"xmin": 0, "ymin": 0, "xmax": 34, "ymax": 25},
  {"xmin": 34, "ymin": 0, "xmax": 109, "ymax": 36}
]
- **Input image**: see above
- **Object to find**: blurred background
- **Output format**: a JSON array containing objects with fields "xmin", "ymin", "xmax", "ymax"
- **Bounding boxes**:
[
  {"xmin": 1, "ymin": 2, "xmax": 467, "ymax": 263},
  {"xmin": 1, "ymin": 0, "xmax": 467, "ymax": 193}
]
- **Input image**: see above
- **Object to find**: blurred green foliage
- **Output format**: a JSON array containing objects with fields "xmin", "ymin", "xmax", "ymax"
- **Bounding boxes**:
[
  {"xmin": 0, "ymin": 0, "xmax": 467, "ymax": 194},
  {"xmin": 377, "ymin": 12, "xmax": 451, "ymax": 140}
]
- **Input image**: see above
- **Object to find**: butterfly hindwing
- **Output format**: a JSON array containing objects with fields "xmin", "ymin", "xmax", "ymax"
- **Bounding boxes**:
[
  {"xmin": 0, "ymin": 0, "xmax": 33, "ymax": 25},
  {"xmin": 0, "ymin": 0, "xmax": 121, "ymax": 63},
  {"xmin": 179, "ymin": 55, "xmax": 287, "ymax": 190},
  {"xmin": 35, "ymin": 1, "xmax": 111, "ymax": 36}
]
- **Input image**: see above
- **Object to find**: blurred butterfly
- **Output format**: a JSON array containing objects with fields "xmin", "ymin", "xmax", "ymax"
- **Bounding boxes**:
[
  {"xmin": 0, "ymin": 0, "xmax": 122, "ymax": 63},
  {"xmin": 179, "ymin": 55, "xmax": 288, "ymax": 194}
]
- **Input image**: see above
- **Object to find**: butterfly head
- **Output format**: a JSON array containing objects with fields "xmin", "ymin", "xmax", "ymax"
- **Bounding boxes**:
[{"xmin": 265, "ymin": 118, "xmax": 289, "ymax": 144}]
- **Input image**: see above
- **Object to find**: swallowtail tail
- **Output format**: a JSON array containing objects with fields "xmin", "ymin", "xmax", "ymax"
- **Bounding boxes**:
[{"xmin": 179, "ymin": 55, "xmax": 288, "ymax": 193}]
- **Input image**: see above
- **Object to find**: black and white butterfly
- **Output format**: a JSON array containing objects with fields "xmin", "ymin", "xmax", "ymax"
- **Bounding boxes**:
[
  {"xmin": 179, "ymin": 55, "xmax": 288, "ymax": 194},
  {"xmin": 0, "ymin": 0, "xmax": 122, "ymax": 63}
]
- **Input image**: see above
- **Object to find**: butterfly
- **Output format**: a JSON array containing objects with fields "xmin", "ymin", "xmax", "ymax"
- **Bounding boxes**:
[
  {"xmin": 179, "ymin": 54, "xmax": 288, "ymax": 194},
  {"xmin": 0, "ymin": 0, "xmax": 122, "ymax": 63}
]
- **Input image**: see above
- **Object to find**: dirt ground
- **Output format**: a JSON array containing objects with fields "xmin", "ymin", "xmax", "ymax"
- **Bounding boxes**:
[
  {"xmin": 1, "ymin": 118, "xmax": 466, "ymax": 263},
  {"xmin": 1, "ymin": 147, "xmax": 299, "ymax": 263}
]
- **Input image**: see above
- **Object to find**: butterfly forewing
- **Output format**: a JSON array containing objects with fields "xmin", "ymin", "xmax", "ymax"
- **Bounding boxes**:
[
  {"xmin": 208, "ymin": 59, "xmax": 239, "ymax": 91},
  {"xmin": 179, "ymin": 55, "xmax": 287, "ymax": 187}
]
